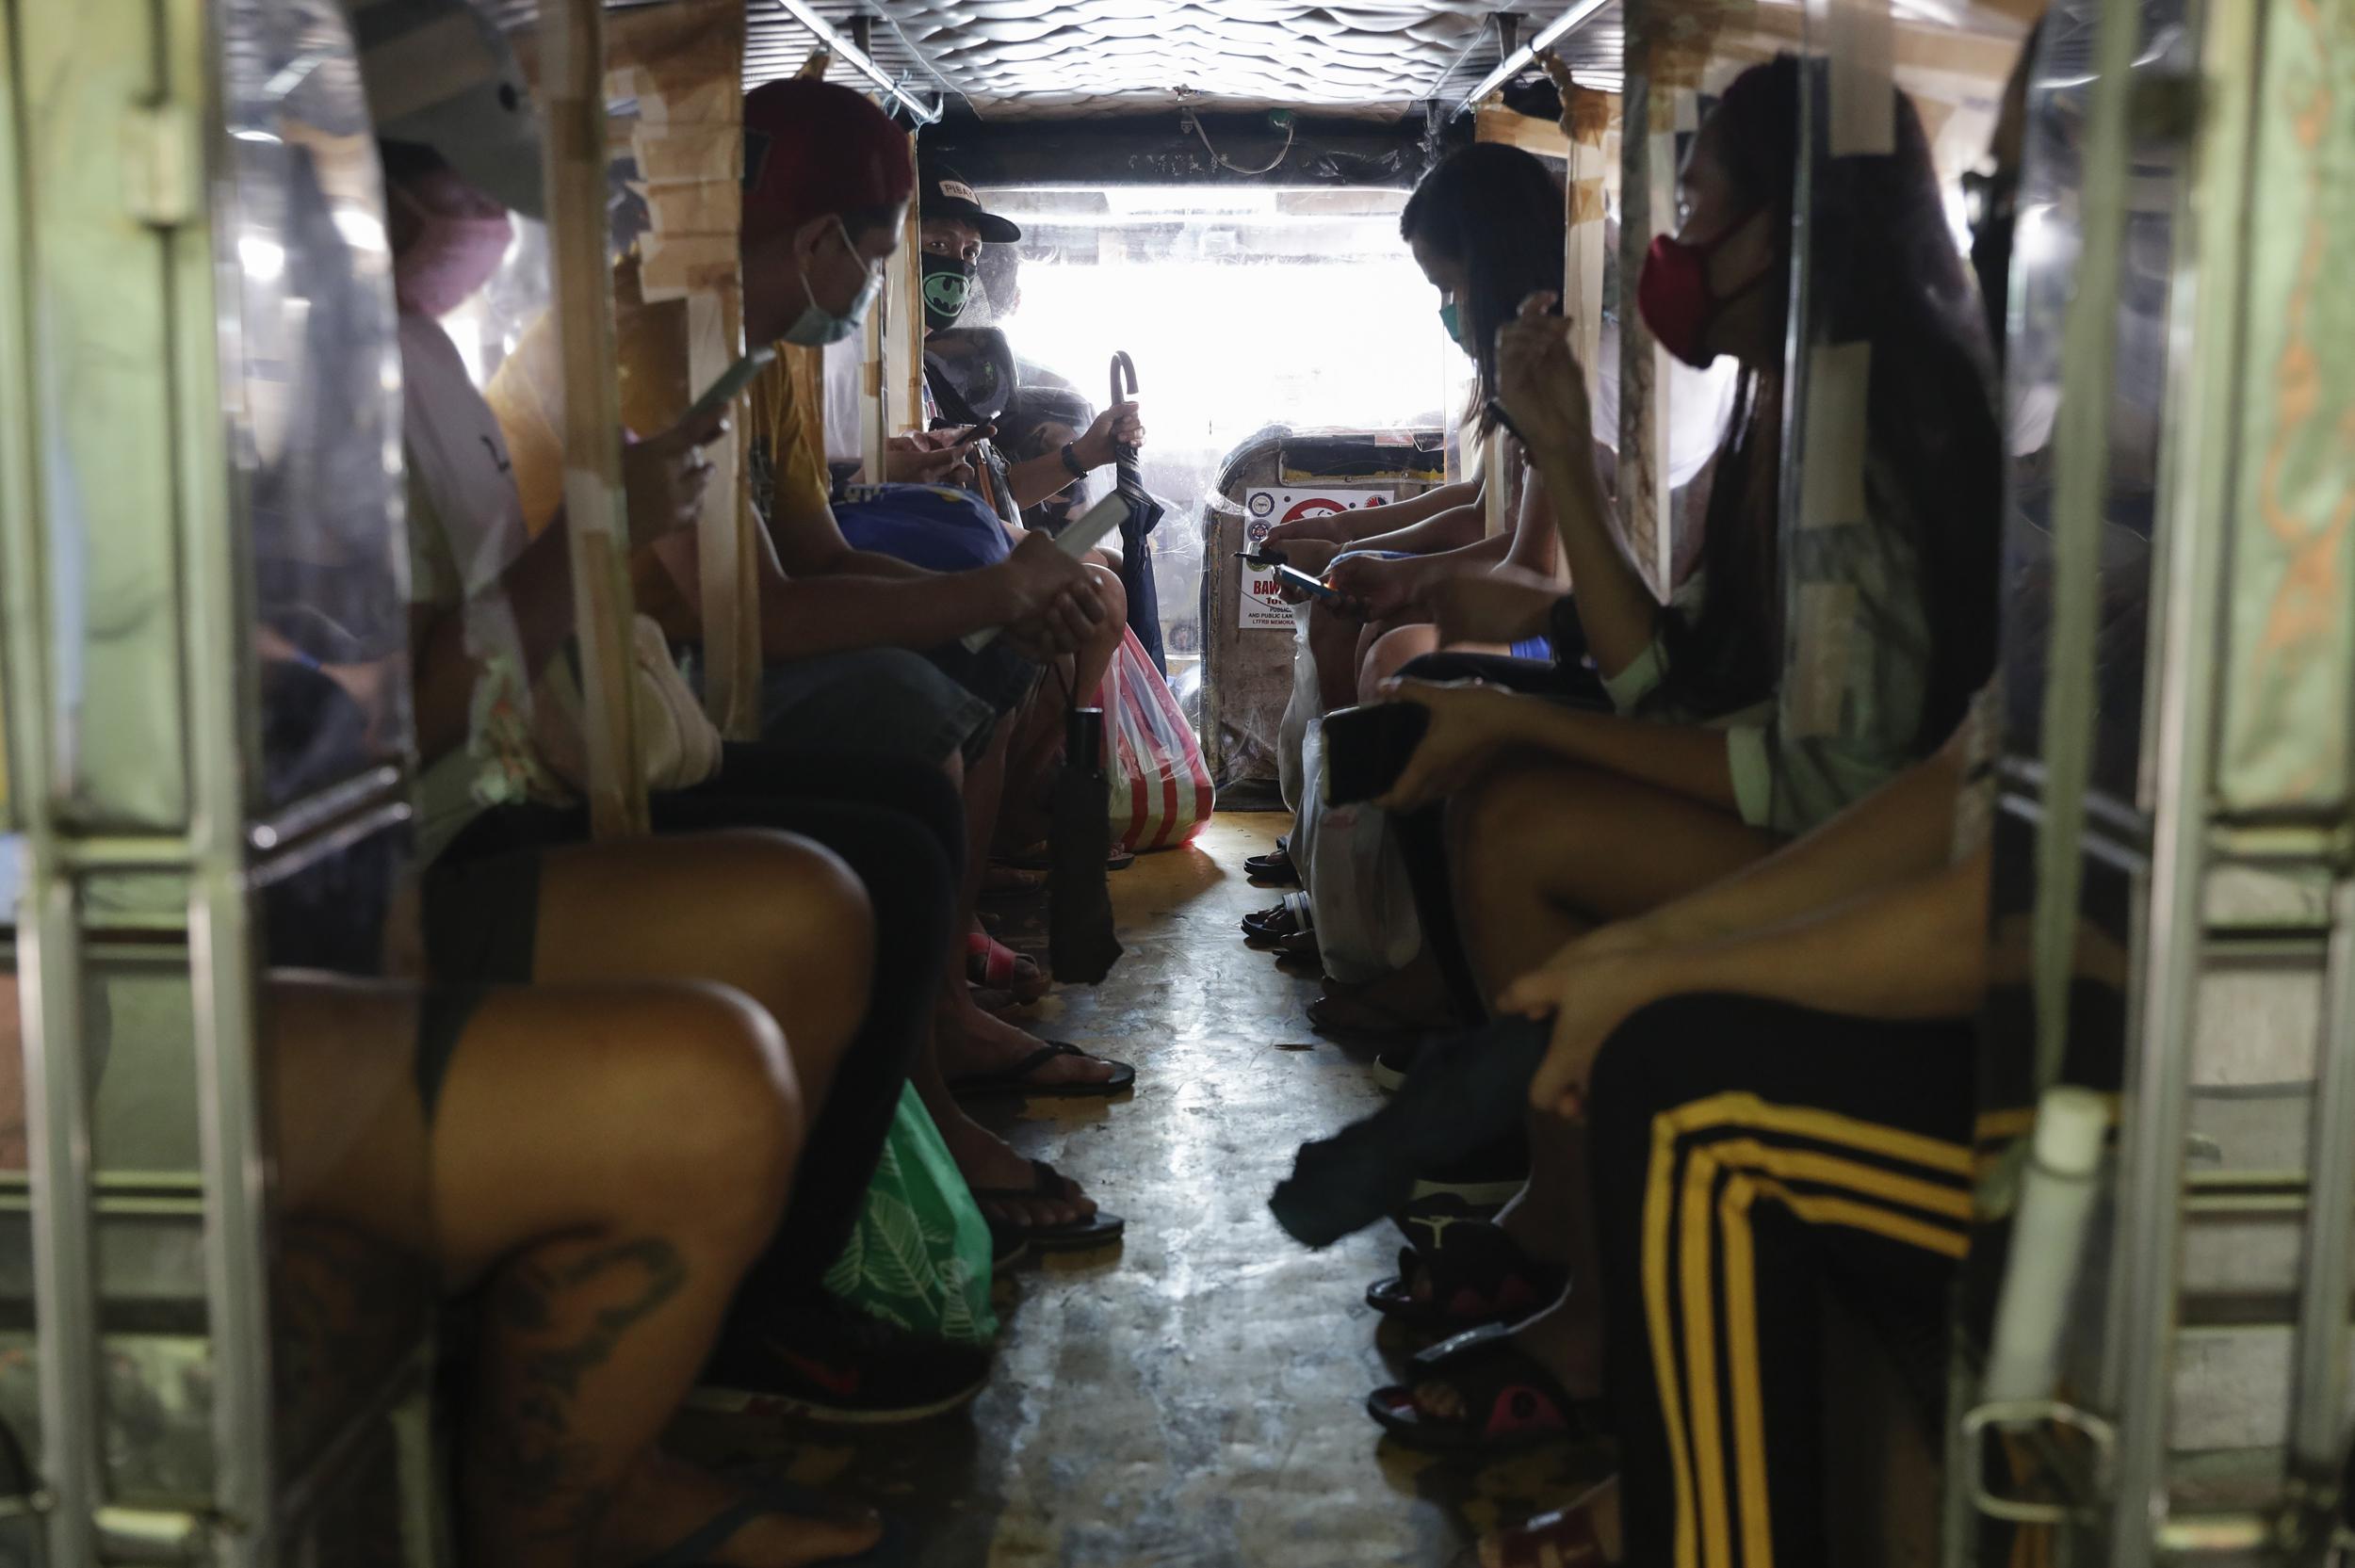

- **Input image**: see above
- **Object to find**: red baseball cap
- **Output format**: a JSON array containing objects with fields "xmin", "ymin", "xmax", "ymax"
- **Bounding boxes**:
[{"xmin": 741, "ymin": 79, "xmax": 915, "ymax": 241}]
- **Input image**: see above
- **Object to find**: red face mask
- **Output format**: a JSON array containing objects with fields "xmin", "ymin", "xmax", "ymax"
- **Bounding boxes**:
[{"xmin": 1635, "ymin": 208, "xmax": 1771, "ymax": 369}]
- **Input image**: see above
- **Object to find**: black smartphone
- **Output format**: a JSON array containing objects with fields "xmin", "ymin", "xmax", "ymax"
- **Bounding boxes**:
[
  {"xmin": 1323, "ymin": 702, "xmax": 1433, "ymax": 806},
  {"xmin": 1235, "ymin": 548, "xmax": 1288, "ymax": 569},
  {"xmin": 1272, "ymin": 563, "xmax": 1342, "ymax": 604}
]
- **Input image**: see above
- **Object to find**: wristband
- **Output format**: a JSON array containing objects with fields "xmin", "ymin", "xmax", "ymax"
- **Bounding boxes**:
[{"xmin": 1061, "ymin": 440, "xmax": 1089, "ymax": 479}]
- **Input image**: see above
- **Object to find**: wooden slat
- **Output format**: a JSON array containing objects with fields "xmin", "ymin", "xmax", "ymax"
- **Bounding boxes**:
[
  {"xmin": 544, "ymin": 0, "xmax": 648, "ymax": 837},
  {"xmin": 610, "ymin": 0, "xmax": 758, "ymax": 737}
]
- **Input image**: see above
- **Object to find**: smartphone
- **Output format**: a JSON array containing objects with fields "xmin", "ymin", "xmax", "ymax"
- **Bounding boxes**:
[
  {"xmin": 1272, "ymin": 562, "xmax": 1342, "ymax": 605},
  {"xmin": 1236, "ymin": 548, "xmax": 1288, "ymax": 570},
  {"xmin": 1323, "ymin": 702, "xmax": 1434, "ymax": 806},
  {"xmin": 678, "ymin": 346, "xmax": 778, "ymax": 428},
  {"xmin": 958, "ymin": 492, "xmax": 1134, "ymax": 653}
]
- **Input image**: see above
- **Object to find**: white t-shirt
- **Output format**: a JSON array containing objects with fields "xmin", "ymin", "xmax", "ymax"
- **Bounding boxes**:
[{"xmin": 398, "ymin": 311, "xmax": 556, "ymax": 864}]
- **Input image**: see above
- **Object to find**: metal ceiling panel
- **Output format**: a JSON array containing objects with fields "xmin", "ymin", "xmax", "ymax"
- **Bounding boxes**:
[{"xmin": 744, "ymin": 2, "xmax": 1625, "ymax": 120}]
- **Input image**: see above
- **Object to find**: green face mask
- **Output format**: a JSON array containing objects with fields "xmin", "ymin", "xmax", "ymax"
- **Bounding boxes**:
[{"xmin": 1438, "ymin": 300, "xmax": 1465, "ymax": 350}]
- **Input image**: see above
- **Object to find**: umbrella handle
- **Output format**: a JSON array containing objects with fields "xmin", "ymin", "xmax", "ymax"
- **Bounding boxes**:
[{"xmin": 1110, "ymin": 350, "xmax": 1139, "ymax": 407}]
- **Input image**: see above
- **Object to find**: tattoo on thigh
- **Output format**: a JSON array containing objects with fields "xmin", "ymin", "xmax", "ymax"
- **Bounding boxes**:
[{"xmin": 483, "ymin": 1237, "xmax": 688, "ymax": 1539}]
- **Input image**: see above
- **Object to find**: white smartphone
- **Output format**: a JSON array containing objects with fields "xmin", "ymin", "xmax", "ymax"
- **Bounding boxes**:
[
  {"xmin": 961, "ymin": 493, "xmax": 1132, "ymax": 653},
  {"xmin": 678, "ymin": 346, "xmax": 777, "ymax": 429}
]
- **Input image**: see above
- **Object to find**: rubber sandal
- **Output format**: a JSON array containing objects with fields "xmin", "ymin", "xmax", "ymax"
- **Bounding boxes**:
[
  {"xmin": 1365, "ymin": 1217, "xmax": 1562, "ymax": 1334},
  {"xmin": 967, "ymin": 933, "xmax": 1049, "ymax": 1003},
  {"xmin": 1243, "ymin": 839, "xmax": 1298, "ymax": 884},
  {"xmin": 947, "ymin": 1042, "xmax": 1136, "ymax": 1100},
  {"xmin": 633, "ymin": 1480, "xmax": 909, "ymax": 1566},
  {"xmin": 1242, "ymin": 892, "xmax": 1312, "ymax": 946},
  {"xmin": 968, "ymin": 1158, "xmax": 1126, "ymax": 1253},
  {"xmin": 1448, "ymin": 1483, "xmax": 1617, "ymax": 1568},
  {"xmin": 1107, "ymin": 846, "xmax": 1137, "ymax": 872},
  {"xmin": 1367, "ymin": 1324, "xmax": 1605, "ymax": 1454}
]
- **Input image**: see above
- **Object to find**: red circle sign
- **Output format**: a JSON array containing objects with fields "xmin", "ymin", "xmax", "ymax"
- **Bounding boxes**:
[{"xmin": 1280, "ymin": 497, "xmax": 1348, "ymax": 524}]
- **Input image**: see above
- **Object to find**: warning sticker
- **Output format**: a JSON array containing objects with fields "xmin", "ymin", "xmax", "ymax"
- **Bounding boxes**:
[{"xmin": 1238, "ymin": 488, "xmax": 1392, "ymax": 630}]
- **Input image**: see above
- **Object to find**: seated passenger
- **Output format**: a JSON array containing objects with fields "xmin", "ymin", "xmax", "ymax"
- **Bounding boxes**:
[
  {"xmin": 1362, "ymin": 53, "xmax": 2001, "ymax": 1452},
  {"xmin": 909, "ymin": 166, "xmax": 1136, "ymax": 856},
  {"xmin": 373, "ymin": 57, "xmax": 1122, "ymax": 1290},
  {"xmin": 1459, "ymin": 716, "xmax": 1999, "ymax": 1566},
  {"xmin": 365, "ymin": 95, "xmax": 1002, "ymax": 1422}
]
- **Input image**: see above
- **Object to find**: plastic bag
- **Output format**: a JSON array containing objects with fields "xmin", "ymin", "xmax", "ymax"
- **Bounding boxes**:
[
  {"xmin": 1277, "ymin": 600, "xmax": 1319, "ymax": 816},
  {"xmin": 1100, "ymin": 624, "xmax": 1214, "ymax": 852},
  {"xmin": 822, "ymin": 1086, "xmax": 997, "ymax": 1346},
  {"xmin": 1294, "ymin": 720, "xmax": 1422, "ymax": 986}
]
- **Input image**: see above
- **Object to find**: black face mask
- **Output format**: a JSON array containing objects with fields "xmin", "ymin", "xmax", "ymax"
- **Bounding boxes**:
[{"xmin": 921, "ymin": 253, "xmax": 978, "ymax": 332}]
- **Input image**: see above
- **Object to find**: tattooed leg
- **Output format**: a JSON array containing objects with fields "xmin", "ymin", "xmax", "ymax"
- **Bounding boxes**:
[{"xmin": 420, "ymin": 983, "xmax": 805, "ymax": 1567}]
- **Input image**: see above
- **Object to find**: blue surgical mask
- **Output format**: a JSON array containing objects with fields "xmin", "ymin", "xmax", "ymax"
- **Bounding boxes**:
[
  {"xmin": 783, "ymin": 218, "xmax": 882, "ymax": 347},
  {"xmin": 1438, "ymin": 299, "xmax": 1465, "ymax": 350}
]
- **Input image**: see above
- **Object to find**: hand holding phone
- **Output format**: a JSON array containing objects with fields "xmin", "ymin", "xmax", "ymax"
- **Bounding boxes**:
[{"xmin": 679, "ymin": 347, "xmax": 777, "ymax": 430}]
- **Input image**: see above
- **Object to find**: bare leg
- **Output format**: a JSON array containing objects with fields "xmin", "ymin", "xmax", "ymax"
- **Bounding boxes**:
[
  {"xmin": 527, "ymin": 829, "xmax": 873, "ymax": 1112},
  {"xmin": 1417, "ymin": 760, "xmax": 1774, "ymax": 1413},
  {"xmin": 933, "ymin": 714, "xmax": 1108, "ymax": 1224},
  {"xmin": 268, "ymin": 976, "xmax": 879, "ymax": 1568},
  {"xmin": 1309, "ymin": 599, "xmax": 1362, "ymax": 714},
  {"xmin": 1357, "ymin": 622, "xmax": 1439, "ymax": 703}
]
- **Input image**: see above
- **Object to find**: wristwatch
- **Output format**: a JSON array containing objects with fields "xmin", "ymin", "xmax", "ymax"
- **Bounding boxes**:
[{"xmin": 1060, "ymin": 440, "xmax": 1089, "ymax": 480}]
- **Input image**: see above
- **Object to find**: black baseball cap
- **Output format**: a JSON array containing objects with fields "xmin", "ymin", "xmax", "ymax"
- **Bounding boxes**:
[{"xmin": 920, "ymin": 161, "xmax": 1021, "ymax": 245}]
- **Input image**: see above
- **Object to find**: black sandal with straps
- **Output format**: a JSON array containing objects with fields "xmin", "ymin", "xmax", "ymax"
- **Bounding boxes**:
[{"xmin": 947, "ymin": 1041, "xmax": 1136, "ymax": 1100}]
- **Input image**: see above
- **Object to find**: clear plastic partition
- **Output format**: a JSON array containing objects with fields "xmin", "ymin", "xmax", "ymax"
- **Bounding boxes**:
[
  {"xmin": 219, "ymin": 0, "xmax": 437, "ymax": 1542},
  {"xmin": 222, "ymin": 0, "xmax": 412, "ymax": 819}
]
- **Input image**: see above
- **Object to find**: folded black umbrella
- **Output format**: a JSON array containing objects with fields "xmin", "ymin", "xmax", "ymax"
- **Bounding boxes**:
[
  {"xmin": 1048, "ymin": 705, "xmax": 1124, "ymax": 984},
  {"xmin": 1107, "ymin": 351, "xmax": 1163, "ymax": 540},
  {"xmin": 1269, "ymin": 1015, "xmax": 1551, "ymax": 1248}
]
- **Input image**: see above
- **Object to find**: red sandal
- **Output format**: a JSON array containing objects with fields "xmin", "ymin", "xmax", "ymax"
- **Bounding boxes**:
[{"xmin": 967, "ymin": 931, "xmax": 1049, "ymax": 1002}]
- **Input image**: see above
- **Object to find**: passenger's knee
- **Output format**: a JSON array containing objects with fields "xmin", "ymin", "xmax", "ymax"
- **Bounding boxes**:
[
  {"xmin": 625, "ymin": 981, "xmax": 801, "ymax": 1247},
  {"xmin": 1358, "ymin": 624, "xmax": 1437, "ymax": 703},
  {"xmin": 712, "ymin": 830, "xmax": 877, "ymax": 1004},
  {"xmin": 1087, "ymin": 562, "xmax": 1127, "ymax": 627}
]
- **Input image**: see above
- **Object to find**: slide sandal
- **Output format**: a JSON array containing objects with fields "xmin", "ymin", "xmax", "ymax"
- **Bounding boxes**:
[
  {"xmin": 968, "ymin": 1158, "xmax": 1127, "ymax": 1253},
  {"xmin": 1367, "ymin": 1324, "xmax": 1605, "ymax": 1455},
  {"xmin": 947, "ymin": 1042, "xmax": 1135, "ymax": 1100}
]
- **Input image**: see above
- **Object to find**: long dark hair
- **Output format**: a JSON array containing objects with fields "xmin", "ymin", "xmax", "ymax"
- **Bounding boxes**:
[
  {"xmin": 1400, "ymin": 142, "xmax": 1566, "ymax": 436},
  {"xmin": 1653, "ymin": 54, "xmax": 2000, "ymax": 758}
]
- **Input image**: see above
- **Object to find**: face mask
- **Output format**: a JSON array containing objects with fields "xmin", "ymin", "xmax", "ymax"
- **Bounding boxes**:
[
  {"xmin": 390, "ymin": 177, "xmax": 512, "ymax": 319},
  {"xmin": 1636, "ymin": 207, "xmax": 1770, "ymax": 369},
  {"xmin": 1438, "ymin": 300, "xmax": 1465, "ymax": 350},
  {"xmin": 783, "ymin": 218, "xmax": 882, "ymax": 348},
  {"xmin": 921, "ymin": 253, "xmax": 978, "ymax": 332}
]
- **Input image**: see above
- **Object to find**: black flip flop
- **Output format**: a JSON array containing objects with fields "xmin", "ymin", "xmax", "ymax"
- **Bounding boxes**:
[
  {"xmin": 1367, "ymin": 1324, "xmax": 1605, "ymax": 1455},
  {"xmin": 968, "ymin": 1158, "xmax": 1126, "ymax": 1253},
  {"xmin": 947, "ymin": 1042, "xmax": 1136, "ymax": 1100},
  {"xmin": 634, "ymin": 1481, "xmax": 907, "ymax": 1566}
]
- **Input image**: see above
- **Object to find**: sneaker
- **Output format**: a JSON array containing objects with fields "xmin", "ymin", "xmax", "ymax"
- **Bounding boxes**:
[{"xmin": 690, "ymin": 1299, "xmax": 993, "ymax": 1426}]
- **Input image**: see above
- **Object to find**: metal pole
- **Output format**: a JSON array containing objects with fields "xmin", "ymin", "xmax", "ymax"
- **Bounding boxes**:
[
  {"xmin": 2103, "ymin": 0, "xmax": 2264, "ymax": 1558},
  {"xmin": 773, "ymin": 0, "xmax": 942, "ymax": 124}
]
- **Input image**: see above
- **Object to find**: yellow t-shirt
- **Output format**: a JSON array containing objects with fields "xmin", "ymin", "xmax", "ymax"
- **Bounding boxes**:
[{"xmin": 744, "ymin": 341, "xmax": 835, "ymax": 532}]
